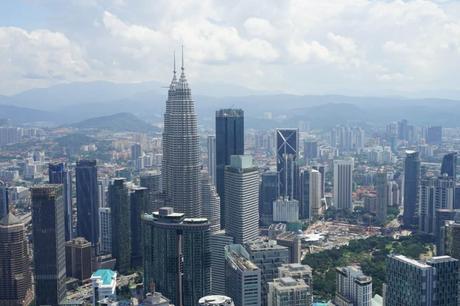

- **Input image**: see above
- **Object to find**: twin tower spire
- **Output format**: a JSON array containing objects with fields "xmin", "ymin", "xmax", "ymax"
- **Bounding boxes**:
[{"xmin": 170, "ymin": 46, "xmax": 186, "ymax": 88}]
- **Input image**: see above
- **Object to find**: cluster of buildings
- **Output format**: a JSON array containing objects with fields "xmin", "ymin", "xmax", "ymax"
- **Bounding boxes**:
[{"xmin": 2, "ymin": 60, "xmax": 460, "ymax": 306}]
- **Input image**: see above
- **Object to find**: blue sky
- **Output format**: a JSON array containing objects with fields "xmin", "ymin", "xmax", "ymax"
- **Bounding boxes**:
[{"xmin": 1, "ymin": 0, "xmax": 460, "ymax": 98}]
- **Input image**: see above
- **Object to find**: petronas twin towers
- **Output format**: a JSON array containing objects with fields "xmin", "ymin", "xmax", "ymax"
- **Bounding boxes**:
[{"xmin": 162, "ymin": 52, "xmax": 202, "ymax": 217}]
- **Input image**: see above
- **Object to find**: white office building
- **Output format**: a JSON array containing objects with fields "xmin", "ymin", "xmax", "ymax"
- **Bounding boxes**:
[{"xmin": 333, "ymin": 159, "xmax": 354, "ymax": 211}]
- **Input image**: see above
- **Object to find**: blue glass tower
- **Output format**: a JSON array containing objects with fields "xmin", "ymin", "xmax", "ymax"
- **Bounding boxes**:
[
  {"xmin": 49, "ymin": 163, "xmax": 73, "ymax": 241},
  {"xmin": 403, "ymin": 151, "xmax": 420, "ymax": 228}
]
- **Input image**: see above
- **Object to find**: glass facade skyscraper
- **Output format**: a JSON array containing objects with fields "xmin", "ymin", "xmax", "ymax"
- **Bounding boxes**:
[
  {"xmin": 403, "ymin": 151, "xmax": 420, "ymax": 228},
  {"xmin": 259, "ymin": 171, "xmax": 278, "ymax": 225},
  {"xmin": 130, "ymin": 186, "xmax": 148, "ymax": 269},
  {"xmin": 441, "ymin": 152, "xmax": 457, "ymax": 178},
  {"xmin": 276, "ymin": 128, "xmax": 299, "ymax": 200},
  {"xmin": 109, "ymin": 178, "xmax": 131, "ymax": 274},
  {"xmin": 216, "ymin": 108, "xmax": 244, "ymax": 228},
  {"xmin": 49, "ymin": 162, "xmax": 73, "ymax": 241},
  {"xmin": 31, "ymin": 185, "xmax": 67, "ymax": 306},
  {"xmin": 143, "ymin": 207, "xmax": 211, "ymax": 306},
  {"xmin": 76, "ymin": 159, "xmax": 99, "ymax": 247}
]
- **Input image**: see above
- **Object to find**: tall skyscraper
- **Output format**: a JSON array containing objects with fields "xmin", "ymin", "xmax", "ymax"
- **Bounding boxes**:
[
  {"xmin": 260, "ymin": 171, "xmax": 278, "ymax": 225},
  {"xmin": 130, "ymin": 186, "xmax": 148, "ymax": 268},
  {"xmin": 131, "ymin": 143, "xmax": 142, "ymax": 161},
  {"xmin": 419, "ymin": 176, "xmax": 455, "ymax": 234},
  {"xmin": 426, "ymin": 126, "xmax": 442, "ymax": 145},
  {"xmin": 201, "ymin": 170, "xmax": 221, "ymax": 232},
  {"xmin": 0, "ymin": 180, "xmax": 8, "ymax": 219},
  {"xmin": 0, "ymin": 213, "xmax": 34, "ymax": 306},
  {"xmin": 441, "ymin": 152, "xmax": 457, "ymax": 178},
  {"xmin": 76, "ymin": 159, "xmax": 99, "ymax": 247},
  {"xmin": 403, "ymin": 150, "xmax": 420, "ymax": 228},
  {"xmin": 335, "ymin": 266, "xmax": 372, "ymax": 306},
  {"xmin": 31, "ymin": 185, "xmax": 67, "ymax": 306},
  {"xmin": 276, "ymin": 128, "xmax": 299, "ymax": 199},
  {"xmin": 162, "ymin": 55, "xmax": 202, "ymax": 218},
  {"xmin": 140, "ymin": 170, "xmax": 162, "ymax": 212},
  {"xmin": 210, "ymin": 230, "xmax": 234, "ymax": 295},
  {"xmin": 98, "ymin": 207, "xmax": 112, "ymax": 254},
  {"xmin": 143, "ymin": 207, "xmax": 211, "ymax": 306},
  {"xmin": 109, "ymin": 178, "xmax": 131, "ymax": 273},
  {"xmin": 299, "ymin": 169, "xmax": 310, "ymax": 219},
  {"xmin": 224, "ymin": 244, "xmax": 261, "ymax": 306},
  {"xmin": 303, "ymin": 140, "xmax": 318, "ymax": 162},
  {"xmin": 333, "ymin": 159, "xmax": 354, "ymax": 211},
  {"xmin": 49, "ymin": 162, "xmax": 73, "ymax": 241},
  {"xmin": 225, "ymin": 155, "xmax": 259, "ymax": 244},
  {"xmin": 386, "ymin": 255, "xmax": 459, "ymax": 306},
  {"xmin": 216, "ymin": 108, "xmax": 244, "ymax": 228},
  {"xmin": 309, "ymin": 169, "xmax": 322, "ymax": 218},
  {"xmin": 375, "ymin": 172, "xmax": 389, "ymax": 224},
  {"xmin": 207, "ymin": 135, "xmax": 217, "ymax": 186}
]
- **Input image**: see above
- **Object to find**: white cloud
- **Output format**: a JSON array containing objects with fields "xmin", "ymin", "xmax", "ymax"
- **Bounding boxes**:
[
  {"xmin": 1, "ymin": 0, "xmax": 460, "ymax": 96},
  {"xmin": 0, "ymin": 27, "xmax": 90, "ymax": 94}
]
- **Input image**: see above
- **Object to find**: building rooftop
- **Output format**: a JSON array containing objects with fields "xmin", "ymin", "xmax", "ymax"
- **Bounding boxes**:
[
  {"xmin": 391, "ymin": 255, "xmax": 431, "ymax": 269},
  {"xmin": 91, "ymin": 269, "xmax": 116, "ymax": 285},
  {"xmin": 245, "ymin": 238, "xmax": 287, "ymax": 251},
  {"xmin": 0, "ymin": 212, "xmax": 21, "ymax": 226},
  {"xmin": 198, "ymin": 295, "xmax": 234, "ymax": 305}
]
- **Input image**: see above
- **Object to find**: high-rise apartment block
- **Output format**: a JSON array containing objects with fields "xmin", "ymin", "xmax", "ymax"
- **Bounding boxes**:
[
  {"xmin": 385, "ymin": 255, "xmax": 459, "ymax": 306},
  {"xmin": 335, "ymin": 266, "xmax": 372, "ymax": 306},
  {"xmin": 268, "ymin": 277, "xmax": 312, "ymax": 306},
  {"xmin": 210, "ymin": 230, "xmax": 234, "ymax": 295},
  {"xmin": 224, "ymin": 244, "xmax": 261, "ymax": 306},
  {"xmin": 245, "ymin": 238, "xmax": 289, "ymax": 306}
]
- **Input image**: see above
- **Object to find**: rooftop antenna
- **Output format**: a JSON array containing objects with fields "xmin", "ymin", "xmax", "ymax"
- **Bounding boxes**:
[{"xmin": 181, "ymin": 44, "xmax": 184, "ymax": 71}]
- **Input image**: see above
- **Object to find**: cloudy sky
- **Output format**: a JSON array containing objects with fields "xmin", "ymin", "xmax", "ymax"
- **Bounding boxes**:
[{"xmin": 1, "ymin": 0, "xmax": 460, "ymax": 97}]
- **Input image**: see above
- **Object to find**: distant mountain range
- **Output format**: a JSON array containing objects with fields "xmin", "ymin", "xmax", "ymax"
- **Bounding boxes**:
[
  {"xmin": 69, "ymin": 112, "xmax": 157, "ymax": 133},
  {"xmin": 1, "ymin": 81, "xmax": 460, "ymax": 129}
]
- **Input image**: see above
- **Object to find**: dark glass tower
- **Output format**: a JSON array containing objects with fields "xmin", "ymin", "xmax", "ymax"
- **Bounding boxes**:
[
  {"xmin": 49, "ymin": 162, "xmax": 73, "ymax": 241},
  {"xmin": 259, "ymin": 171, "xmax": 278, "ymax": 225},
  {"xmin": 276, "ymin": 128, "xmax": 299, "ymax": 199},
  {"xmin": 31, "ymin": 185, "xmax": 66, "ymax": 306},
  {"xmin": 441, "ymin": 152, "xmax": 457, "ymax": 178},
  {"xmin": 299, "ymin": 169, "xmax": 310, "ymax": 219},
  {"xmin": 0, "ymin": 180, "xmax": 8, "ymax": 219},
  {"xmin": 216, "ymin": 108, "xmax": 244, "ymax": 228},
  {"xmin": 403, "ymin": 151, "xmax": 420, "ymax": 228},
  {"xmin": 76, "ymin": 160, "xmax": 99, "ymax": 247},
  {"xmin": 109, "ymin": 178, "xmax": 131, "ymax": 273},
  {"xmin": 130, "ymin": 186, "xmax": 148, "ymax": 268},
  {"xmin": 143, "ymin": 207, "xmax": 211, "ymax": 306}
]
